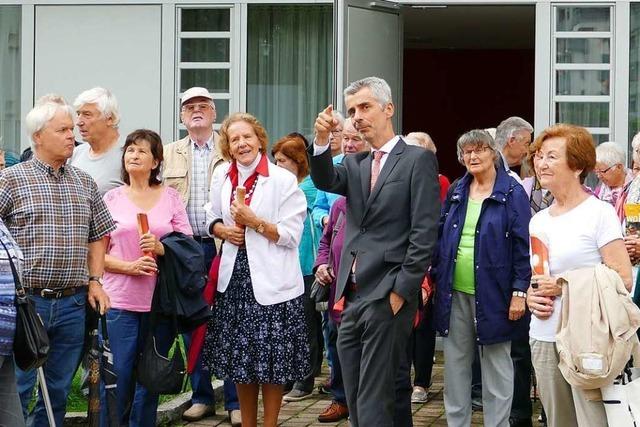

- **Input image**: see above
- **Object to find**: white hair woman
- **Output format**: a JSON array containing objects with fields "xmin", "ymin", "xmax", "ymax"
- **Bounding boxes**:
[{"xmin": 594, "ymin": 142, "xmax": 632, "ymax": 212}]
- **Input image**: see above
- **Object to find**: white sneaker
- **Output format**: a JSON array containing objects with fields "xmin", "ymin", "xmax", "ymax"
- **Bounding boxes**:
[
  {"xmin": 229, "ymin": 409, "xmax": 242, "ymax": 426},
  {"xmin": 411, "ymin": 386, "xmax": 429, "ymax": 403},
  {"xmin": 182, "ymin": 403, "xmax": 215, "ymax": 421}
]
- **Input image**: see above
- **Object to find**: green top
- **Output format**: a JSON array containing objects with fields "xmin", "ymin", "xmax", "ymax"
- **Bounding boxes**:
[{"xmin": 453, "ymin": 198, "xmax": 483, "ymax": 295}]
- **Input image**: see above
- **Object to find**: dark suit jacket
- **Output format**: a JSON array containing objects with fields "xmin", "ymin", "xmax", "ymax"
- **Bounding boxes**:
[{"xmin": 308, "ymin": 138, "xmax": 440, "ymax": 304}]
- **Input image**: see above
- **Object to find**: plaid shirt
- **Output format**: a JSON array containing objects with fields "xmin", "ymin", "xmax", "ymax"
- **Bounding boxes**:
[
  {"xmin": 187, "ymin": 138, "xmax": 213, "ymax": 237},
  {"xmin": 0, "ymin": 157, "xmax": 115, "ymax": 289}
]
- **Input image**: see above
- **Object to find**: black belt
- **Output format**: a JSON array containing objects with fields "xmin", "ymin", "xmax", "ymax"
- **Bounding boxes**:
[
  {"xmin": 193, "ymin": 236, "xmax": 215, "ymax": 243},
  {"xmin": 26, "ymin": 287, "xmax": 86, "ymax": 299}
]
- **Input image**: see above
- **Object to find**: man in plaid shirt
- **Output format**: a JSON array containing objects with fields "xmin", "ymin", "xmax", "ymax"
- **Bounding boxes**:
[{"xmin": 0, "ymin": 95, "xmax": 115, "ymax": 425}]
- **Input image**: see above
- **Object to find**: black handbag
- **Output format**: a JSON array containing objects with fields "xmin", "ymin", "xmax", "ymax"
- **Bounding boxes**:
[
  {"xmin": 136, "ymin": 273, "xmax": 185, "ymax": 394},
  {"xmin": 310, "ymin": 211, "xmax": 345, "ymax": 304},
  {"xmin": 0, "ymin": 239, "xmax": 49, "ymax": 371},
  {"xmin": 136, "ymin": 334, "xmax": 185, "ymax": 394}
]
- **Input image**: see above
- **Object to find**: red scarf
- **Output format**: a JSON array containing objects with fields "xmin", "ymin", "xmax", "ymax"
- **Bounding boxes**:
[{"xmin": 227, "ymin": 154, "xmax": 270, "ymax": 206}]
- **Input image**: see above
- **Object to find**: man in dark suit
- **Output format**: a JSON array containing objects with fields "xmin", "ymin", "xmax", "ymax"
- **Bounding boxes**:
[{"xmin": 308, "ymin": 77, "xmax": 440, "ymax": 426}]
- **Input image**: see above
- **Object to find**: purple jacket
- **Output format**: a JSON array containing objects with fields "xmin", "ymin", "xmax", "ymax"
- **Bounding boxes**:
[{"xmin": 314, "ymin": 196, "xmax": 347, "ymax": 323}]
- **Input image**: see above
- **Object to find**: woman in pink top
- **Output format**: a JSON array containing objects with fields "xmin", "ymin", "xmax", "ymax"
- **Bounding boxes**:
[{"xmin": 101, "ymin": 129, "xmax": 192, "ymax": 426}]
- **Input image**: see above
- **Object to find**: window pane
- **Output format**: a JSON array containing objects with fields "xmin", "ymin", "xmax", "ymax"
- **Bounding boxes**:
[
  {"xmin": 181, "ymin": 38, "xmax": 230, "ymax": 62},
  {"xmin": 181, "ymin": 9, "xmax": 230, "ymax": 32},
  {"xmin": 180, "ymin": 69, "xmax": 229, "ymax": 93},
  {"xmin": 556, "ymin": 7, "xmax": 610, "ymax": 32},
  {"xmin": 0, "ymin": 6, "xmax": 21, "ymax": 163},
  {"xmin": 556, "ymin": 38, "xmax": 610, "ymax": 64},
  {"xmin": 591, "ymin": 133, "xmax": 610, "ymax": 145},
  {"xmin": 247, "ymin": 5, "xmax": 333, "ymax": 144},
  {"xmin": 556, "ymin": 70, "xmax": 609, "ymax": 95},
  {"xmin": 630, "ymin": 4, "xmax": 640, "ymax": 142},
  {"xmin": 556, "ymin": 102, "xmax": 609, "ymax": 128},
  {"xmin": 213, "ymin": 99, "xmax": 229, "ymax": 121}
]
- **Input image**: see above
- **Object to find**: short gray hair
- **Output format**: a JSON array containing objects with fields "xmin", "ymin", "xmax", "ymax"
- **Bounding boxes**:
[
  {"xmin": 456, "ymin": 129, "xmax": 499, "ymax": 165},
  {"xmin": 25, "ymin": 94, "xmax": 75, "ymax": 144},
  {"xmin": 73, "ymin": 87, "xmax": 120, "ymax": 127},
  {"xmin": 632, "ymin": 132, "xmax": 640, "ymax": 152},
  {"xmin": 595, "ymin": 141, "xmax": 626, "ymax": 167},
  {"xmin": 405, "ymin": 132, "xmax": 436, "ymax": 153},
  {"xmin": 343, "ymin": 76, "xmax": 392, "ymax": 107},
  {"xmin": 494, "ymin": 116, "xmax": 533, "ymax": 149}
]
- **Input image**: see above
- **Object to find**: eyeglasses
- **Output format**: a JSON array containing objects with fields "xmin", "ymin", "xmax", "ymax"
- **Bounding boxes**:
[
  {"xmin": 462, "ymin": 145, "xmax": 492, "ymax": 157},
  {"xmin": 182, "ymin": 103, "xmax": 214, "ymax": 113},
  {"xmin": 594, "ymin": 164, "xmax": 618, "ymax": 175}
]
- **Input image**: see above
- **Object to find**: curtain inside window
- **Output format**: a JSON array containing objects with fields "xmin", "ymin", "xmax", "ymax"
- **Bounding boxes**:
[
  {"xmin": 0, "ymin": 7, "xmax": 21, "ymax": 161},
  {"xmin": 247, "ymin": 4, "xmax": 332, "ymax": 145}
]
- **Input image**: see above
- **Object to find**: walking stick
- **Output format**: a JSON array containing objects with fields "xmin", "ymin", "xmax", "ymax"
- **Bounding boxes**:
[{"xmin": 37, "ymin": 366, "xmax": 56, "ymax": 427}]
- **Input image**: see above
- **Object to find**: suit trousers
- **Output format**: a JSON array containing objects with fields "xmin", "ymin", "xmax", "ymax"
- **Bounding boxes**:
[
  {"xmin": 510, "ymin": 337, "xmax": 533, "ymax": 421},
  {"xmin": 337, "ymin": 291, "xmax": 417, "ymax": 427},
  {"xmin": 529, "ymin": 339, "xmax": 607, "ymax": 427},
  {"xmin": 443, "ymin": 291, "xmax": 513, "ymax": 427}
]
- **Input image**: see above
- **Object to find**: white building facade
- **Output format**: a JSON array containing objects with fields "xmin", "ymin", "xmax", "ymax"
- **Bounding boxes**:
[{"xmin": 0, "ymin": 0, "xmax": 638, "ymax": 172}]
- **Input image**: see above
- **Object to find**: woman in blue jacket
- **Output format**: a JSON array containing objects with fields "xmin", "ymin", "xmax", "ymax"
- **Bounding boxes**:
[{"xmin": 433, "ymin": 129, "xmax": 531, "ymax": 427}]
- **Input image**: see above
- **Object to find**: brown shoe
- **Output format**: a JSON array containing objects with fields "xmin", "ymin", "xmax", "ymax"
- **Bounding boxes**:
[{"xmin": 318, "ymin": 401, "xmax": 349, "ymax": 423}]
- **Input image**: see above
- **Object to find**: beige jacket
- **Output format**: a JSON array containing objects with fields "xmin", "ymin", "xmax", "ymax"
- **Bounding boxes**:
[
  {"xmin": 556, "ymin": 263, "xmax": 640, "ymax": 398},
  {"xmin": 163, "ymin": 134, "xmax": 226, "ymax": 206}
]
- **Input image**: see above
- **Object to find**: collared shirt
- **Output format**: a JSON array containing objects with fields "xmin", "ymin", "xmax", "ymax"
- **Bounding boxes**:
[
  {"xmin": 371, "ymin": 135, "xmax": 400, "ymax": 172},
  {"xmin": 187, "ymin": 137, "xmax": 213, "ymax": 237},
  {"xmin": 0, "ymin": 157, "xmax": 115, "ymax": 289}
]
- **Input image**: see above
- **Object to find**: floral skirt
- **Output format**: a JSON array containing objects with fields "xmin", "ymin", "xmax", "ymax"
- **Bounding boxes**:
[{"xmin": 202, "ymin": 248, "xmax": 310, "ymax": 384}]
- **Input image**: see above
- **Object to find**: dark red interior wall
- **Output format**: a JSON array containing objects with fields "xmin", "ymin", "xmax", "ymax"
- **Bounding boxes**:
[{"xmin": 402, "ymin": 49, "xmax": 535, "ymax": 181}]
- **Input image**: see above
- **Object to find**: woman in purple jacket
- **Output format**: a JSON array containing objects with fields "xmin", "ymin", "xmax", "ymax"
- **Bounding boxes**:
[{"xmin": 313, "ymin": 196, "xmax": 348, "ymax": 423}]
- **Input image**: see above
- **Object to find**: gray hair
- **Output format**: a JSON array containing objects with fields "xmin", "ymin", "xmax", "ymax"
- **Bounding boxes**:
[
  {"xmin": 494, "ymin": 116, "xmax": 533, "ymax": 149},
  {"xmin": 25, "ymin": 94, "xmax": 75, "ymax": 145},
  {"xmin": 456, "ymin": 129, "xmax": 499, "ymax": 166},
  {"xmin": 343, "ymin": 76, "xmax": 392, "ymax": 107},
  {"xmin": 405, "ymin": 132, "xmax": 436, "ymax": 153},
  {"xmin": 596, "ymin": 141, "xmax": 626, "ymax": 167},
  {"xmin": 632, "ymin": 131, "xmax": 640, "ymax": 154},
  {"xmin": 73, "ymin": 87, "xmax": 120, "ymax": 127}
]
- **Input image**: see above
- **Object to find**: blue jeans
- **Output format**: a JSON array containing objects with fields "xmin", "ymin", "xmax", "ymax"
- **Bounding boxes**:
[
  {"xmin": 17, "ymin": 292, "xmax": 87, "ymax": 427},
  {"xmin": 99, "ymin": 309, "xmax": 172, "ymax": 427},
  {"xmin": 326, "ymin": 317, "xmax": 346, "ymax": 404}
]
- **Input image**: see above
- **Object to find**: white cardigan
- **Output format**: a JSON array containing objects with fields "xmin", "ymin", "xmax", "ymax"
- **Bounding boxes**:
[{"xmin": 205, "ymin": 160, "xmax": 307, "ymax": 305}]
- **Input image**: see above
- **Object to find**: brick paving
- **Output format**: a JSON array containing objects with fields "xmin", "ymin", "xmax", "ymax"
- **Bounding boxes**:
[{"xmin": 178, "ymin": 352, "xmax": 542, "ymax": 426}]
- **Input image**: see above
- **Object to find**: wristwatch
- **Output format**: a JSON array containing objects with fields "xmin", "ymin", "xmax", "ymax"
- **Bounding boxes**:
[
  {"xmin": 254, "ymin": 222, "xmax": 265, "ymax": 234},
  {"xmin": 512, "ymin": 290, "xmax": 527, "ymax": 298},
  {"xmin": 89, "ymin": 276, "xmax": 104, "ymax": 286}
]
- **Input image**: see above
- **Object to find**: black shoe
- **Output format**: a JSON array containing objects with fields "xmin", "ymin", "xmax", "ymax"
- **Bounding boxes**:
[
  {"xmin": 471, "ymin": 396, "xmax": 483, "ymax": 411},
  {"xmin": 510, "ymin": 417, "xmax": 533, "ymax": 427}
]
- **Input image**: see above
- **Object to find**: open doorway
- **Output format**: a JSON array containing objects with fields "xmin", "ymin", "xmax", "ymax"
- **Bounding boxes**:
[{"xmin": 401, "ymin": 5, "xmax": 535, "ymax": 181}]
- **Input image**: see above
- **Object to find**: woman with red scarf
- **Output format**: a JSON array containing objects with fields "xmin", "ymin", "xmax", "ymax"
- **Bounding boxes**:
[{"xmin": 202, "ymin": 113, "xmax": 309, "ymax": 427}]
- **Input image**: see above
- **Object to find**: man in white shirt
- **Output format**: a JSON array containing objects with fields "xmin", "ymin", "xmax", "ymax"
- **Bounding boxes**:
[{"xmin": 309, "ymin": 77, "xmax": 440, "ymax": 427}]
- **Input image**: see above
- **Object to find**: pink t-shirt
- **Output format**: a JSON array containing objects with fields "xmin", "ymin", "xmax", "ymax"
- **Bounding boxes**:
[{"xmin": 103, "ymin": 186, "xmax": 193, "ymax": 312}]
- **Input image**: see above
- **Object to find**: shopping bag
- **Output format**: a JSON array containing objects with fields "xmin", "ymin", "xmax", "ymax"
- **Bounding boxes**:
[{"xmin": 602, "ymin": 366, "xmax": 640, "ymax": 425}]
